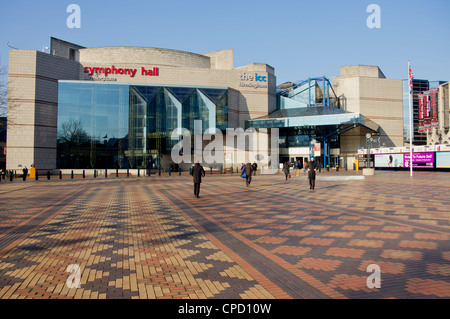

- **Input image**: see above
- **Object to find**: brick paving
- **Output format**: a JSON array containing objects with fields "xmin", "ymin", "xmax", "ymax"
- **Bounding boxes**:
[{"xmin": 0, "ymin": 170, "xmax": 449, "ymax": 299}]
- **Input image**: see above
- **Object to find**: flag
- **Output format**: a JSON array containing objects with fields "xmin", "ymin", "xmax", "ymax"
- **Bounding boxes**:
[
  {"xmin": 409, "ymin": 64, "xmax": 414, "ymax": 95},
  {"xmin": 408, "ymin": 61, "xmax": 414, "ymax": 177}
]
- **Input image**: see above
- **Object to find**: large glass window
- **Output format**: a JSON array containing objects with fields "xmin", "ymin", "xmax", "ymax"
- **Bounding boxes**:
[{"xmin": 57, "ymin": 82, "xmax": 228, "ymax": 169}]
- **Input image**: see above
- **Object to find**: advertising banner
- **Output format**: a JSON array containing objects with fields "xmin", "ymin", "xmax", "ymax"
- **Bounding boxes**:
[
  {"xmin": 430, "ymin": 88, "xmax": 439, "ymax": 129},
  {"xmin": 418, "ymin": 93, "xmax": 424, "ymax": 132},
  {"xmin": 375, "ymin": 152, "xmax": 435, "ymax": 169},
  {"xmin": 436, "ymin": 152, "xmax": 450, "ymax": 168},
  {"xmin": 314, "ymin": 143, "xmax": 321, "ymax": 157},
  {"xmin": 403, "ymin": 152, "xmax": 434, "ymax": 168},
  {"xmin": 375, "ymin": 154, "xmax": 404, "ymax": 168}
]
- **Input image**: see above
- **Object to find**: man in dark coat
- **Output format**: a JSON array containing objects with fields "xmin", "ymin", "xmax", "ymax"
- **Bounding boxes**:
[
  {"xmin": 251, "ymin": 162, "xmax": 257, "ymax": 176},
  {"xmin": 244, "ymin": 162, "xmax": 253, "ymax": 187},
  {"xmin": 282, "ymin": 161, "xmax": 290, "ymax": 180},
  {"xmin": 191, "ymin": 162, "xmax": 205, "ymax": 198},
  {"xmin": 307, "ymin": 157, "xmax": 318, "ymax": 189}
]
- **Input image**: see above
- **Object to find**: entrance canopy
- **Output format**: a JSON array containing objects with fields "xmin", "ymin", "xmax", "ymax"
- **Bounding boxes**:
[{"xmin": 246, "ymin": 106, "xmax": 379, "ymax": 135}]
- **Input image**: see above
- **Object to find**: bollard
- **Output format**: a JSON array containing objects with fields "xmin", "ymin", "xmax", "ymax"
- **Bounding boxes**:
[
  {"xmin": 94, "ymin": 170, "xmax": 96, "ymax": 178},
  {"xmin": 127, "ymin": 168, "xmax": 129, "ymax": 177},
  {"xmin": 210, "ymin": 167, "xmax": 213, "ymax": 175},
  {"xmin": 189, "ymin": 167, "xmax": 192, "ymax": 176},
  {"xmin": 35, "ymin": 171, "xmax": 39, "ymax": 181},
  {"xmin": 179, "ymin": 168, "xmax": 181, "ymax": 176},
  {"xmin": 105, "ymin": 169, "xmax": 108, "ymax": 178},
  {"xmin": 10, "ymin": 170, "xmax": 13, "ymax": 182},
  {"xmin": 158, "ymin": 168, "xmax": 161, "ymax": 176},
  {"xmin": 169, "ymin": 168, "xmax": 171, "ymax": 176},
  {"xmin": 231, "ymin": 166, "xmax": 233, "ymax": 175},
  {"xmin": 71, "ymin": 170, "xmax": 74, "ymax": 179},
  {"xmin": 60, "ymin": 171, "xmax": 62, "ymax": 179},
  {"xmin": 116, "ymin": 168, "xmax": 119, "ymax": 178},
  {"xmin": 220, "ymin": 167, "xmax": 223, "ymax": 174},
  {"xmin": 83, "ymin": 170, "xmax": 85, "ymax": 178},
  {"xmin": 47, "ymin": 171, "xmax": 50, "ymax": 180},
  {"xmin": 138, "ymin": 169, "xmax": 140, "ymax": 177}
]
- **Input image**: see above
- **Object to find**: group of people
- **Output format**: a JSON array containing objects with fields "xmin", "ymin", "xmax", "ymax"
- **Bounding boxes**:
[
  {"xmin": 282, "ymin": 158, "xmax": 318, "ymax": 189},
  {"xmin": 191, "ymin": 157, "xmax": 319, "ymax": 198}
]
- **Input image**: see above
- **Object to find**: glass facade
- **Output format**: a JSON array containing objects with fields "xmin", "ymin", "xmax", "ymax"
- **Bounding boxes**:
[{"xmin": 57, "ymin": 81, "xmax": 228, "ymax": 169}]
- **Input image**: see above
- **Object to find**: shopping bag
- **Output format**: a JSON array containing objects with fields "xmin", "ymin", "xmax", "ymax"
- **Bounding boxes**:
[{"xmin": 241, "ymin": 171, "xmax": 247, "ymax": 178}]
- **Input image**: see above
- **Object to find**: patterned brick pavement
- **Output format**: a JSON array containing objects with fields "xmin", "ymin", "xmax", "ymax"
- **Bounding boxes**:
[{"xmin": 0, "ymin": 170, "xmax": 449, "ymax": 299}]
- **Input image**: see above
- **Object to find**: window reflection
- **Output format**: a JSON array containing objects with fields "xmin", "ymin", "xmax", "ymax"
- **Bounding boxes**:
[{"xmin": 57, "ymin": 82, "xmax": 228, "ymax": 169}]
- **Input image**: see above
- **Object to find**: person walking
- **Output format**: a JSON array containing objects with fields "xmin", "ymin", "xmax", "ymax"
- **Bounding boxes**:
[
  {"xmin": 244, "ymin": 162, "xmax": 253, "ymax": 187},
  {"xmin": 252, "ymin": 162, "xmax": 257, "ymax": 176},
  {"xmin": 191, "ymin": 162, "xmax": 205, "ymax": 198},
  {"xmin": 282, "ymin": 161, "xmax": 290, "ymax": 180},
  {"xmin": 295, "ymin": 159, "xmax": 302, "ymax": 177},
  {"xmin": 22, "ymin": 166, "xmax": 28, "ymax": 181},
  {"xmin": 307, "ymin": 157, "xmax": 318, "ymax": 189}
]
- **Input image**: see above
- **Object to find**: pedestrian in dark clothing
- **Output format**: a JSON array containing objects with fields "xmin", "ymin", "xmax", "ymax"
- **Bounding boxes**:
[
  {"xmin": 22, "ymin": 167, "xmax": 28, "ymax": 181},
  {"xmin": 282, "ymin": 162, "xmax": 290, "ymax": 180},
  {"xmin": 307, "ymin": 157, "xmax": 318, "ymax": 189},
  {"xmin": 252, "ymin": 162, "xmax": 257, "ymax": 176},
  {"xmin": 191, "ymin": 163, "xmax": 205, "ymax": 198},
  {"xmin": 244, "ymin": 162, "xmax": 253, "ymax": 186}
]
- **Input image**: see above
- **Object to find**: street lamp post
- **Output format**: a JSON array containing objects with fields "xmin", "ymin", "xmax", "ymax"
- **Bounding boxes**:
[{"xmin": 366, "ymin": 133, "xmax": 372, "ymax": 168}]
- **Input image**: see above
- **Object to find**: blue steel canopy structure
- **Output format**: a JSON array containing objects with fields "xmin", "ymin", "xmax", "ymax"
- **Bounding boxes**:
[{"xmin": 247, "ymin": 77, "xmax": 379, "ymax": 169}]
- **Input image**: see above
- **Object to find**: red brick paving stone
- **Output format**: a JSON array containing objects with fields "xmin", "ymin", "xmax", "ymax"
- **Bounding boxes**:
[
  {"xmin": 426, "ymin": 264, "xmax": 450, "ymax": 277},
  {"xmin": 266, "ymin": 224, "xmax": 292, "ymax": 230},
  {"xmin": 337, "ymin": 215, "xmax": 361, "ymax": 220},
  {"xmin": 2, "ymin": 172, "xmax": 450, "ymax": 299},
  {"xmin": 279, "ymin": 230, "xmax": 312, "ymax": 237},
  {"xmin": 414, "ymin": 233, "xmax": 449, "ymax": 241},
  {"xmin": 399, "ymin": 240, "xmax": 438, "ymax": 250},
  {"xmin": 299, "ymin": 238, "xmax": 335, "ymax": 246},
  {"xmin": 272, "ymin": 246, "xmax": 311, "ymax": 256},
  {"xmin": 357, "ymin": 260, "xmax": 405, "ymax": 274},
  {"xmin": 341, "ymin": 225, "xmax": 371, "ymax": 231},
  {"xmin": 240, "ymin": 229, "xmax": 271, "ymax": 236},
  {"xmin": 366, "ymin": 232, "xmax": 400, "ymax": 239},
  {"xmin": 254, "ymin": 237, "xmax": 288, "ymax": 245},
  {"xmin": 328, "ymin": 274, "xmax": 373, "ymax": 293},
  {"xmin": 321, "ymin": 220, "xmax": 348, "ymax": 225},
  {"xmin": 303, "ymin": 225, "xmax": 331, "ymax": 231},
  {"xmin": 382, "ymin": 226, "xmax": 413, "ymax": 232},
  {"xmin": 442, "ymin": 252, "xmax": 450, "ymax": 261},
  {"xmin": 405, "ymin": 278, "xmax": 450, "ymax": 298},
  {"xmin": 358, "ymin": 220, "xmax": 385, "ymax": 226},
  {"xmin": 231, "ymin": 223, "xmax": 257, "ymax": 229},
  {"xmin": 322, "ymin": 231, "xmax": 354, "ymax": 238},
  {"xmin": 380, "ymin": 249, "xmax": 423, "ymax": 261},
  {"xmin": 325, "ymin": 248, "xmax": 365, "ymax": 258},
  {"xmin": 295, "ymin": 258, "xmax": 342, "ymax": 271},
  {"xmin": 347, "ymin": 239, "xmax": 384, "ymax": 248}
]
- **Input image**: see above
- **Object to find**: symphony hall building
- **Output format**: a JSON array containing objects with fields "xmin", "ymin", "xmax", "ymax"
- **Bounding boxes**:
[
  {"xmin": 7, "ymin": 37, "xmax": 277, "ymax": 172},
  {"xmin": 8, "ymin": 36, "xmax": 435, "ymax": 173}
]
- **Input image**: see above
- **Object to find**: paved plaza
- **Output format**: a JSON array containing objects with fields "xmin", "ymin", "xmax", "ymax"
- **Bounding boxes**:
[{"xmin": 0, "ymin": 169, "xmax": 449, "ymax": 299}]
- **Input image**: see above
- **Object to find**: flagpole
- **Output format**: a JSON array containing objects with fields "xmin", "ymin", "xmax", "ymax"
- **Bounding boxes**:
[{"xmin": 408, "ymin": 60, "xmax": 414, "ymax": 177}]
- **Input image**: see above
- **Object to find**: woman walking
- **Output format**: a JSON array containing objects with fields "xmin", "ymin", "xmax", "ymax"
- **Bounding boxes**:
[{"xmin": 282, "ymin": 161, "xmax": 290, "ymax": 180}]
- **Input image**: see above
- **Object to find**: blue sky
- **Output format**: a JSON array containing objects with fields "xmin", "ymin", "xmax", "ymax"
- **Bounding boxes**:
[{"xmin": 1, "ymin": 0, "xmax": 449, "ymax": 84}]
